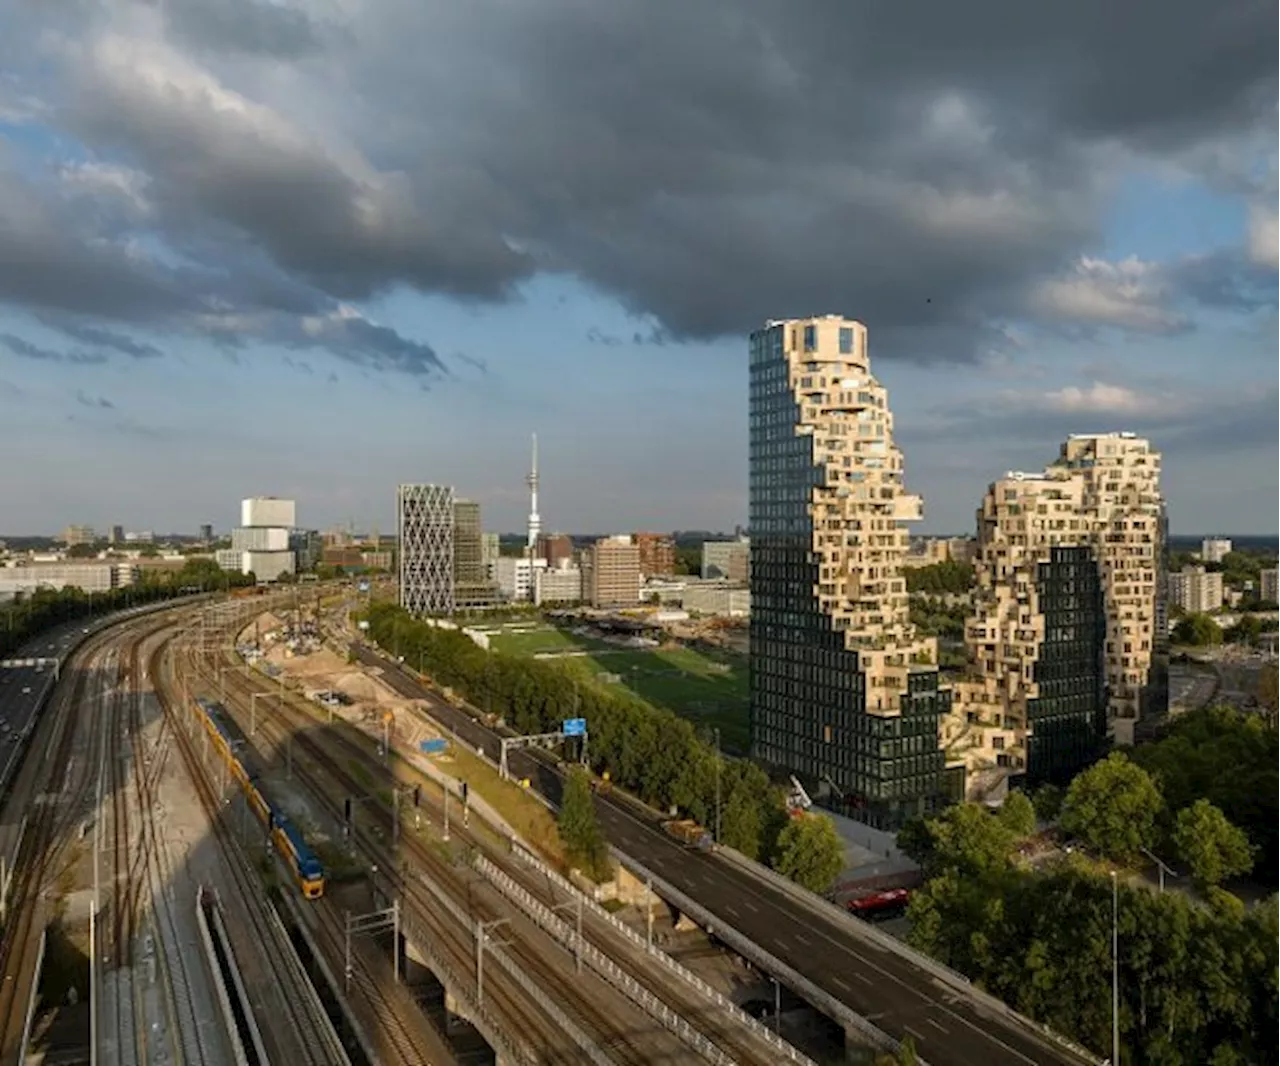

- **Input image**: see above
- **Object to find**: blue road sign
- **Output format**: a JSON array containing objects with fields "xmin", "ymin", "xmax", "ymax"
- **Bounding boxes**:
[{"xmin": 562, "ymin": 718, "xmax": 587, "ymax": 737}]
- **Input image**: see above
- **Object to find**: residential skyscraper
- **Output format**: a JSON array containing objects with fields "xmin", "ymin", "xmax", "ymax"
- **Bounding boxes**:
[
  {"xmin": 748, "ymin": 316, "xmax": 952, "ymax": 829},
  {"xmin": 1168, "ymin": 565, "xmax": 1224, "ymax": 614},
  {"xmin": 397, "ymin": 484, "xmax": 455, "ymax": 616},
  {"xmin": 947, "ymin": 433, "xmax": 1166, "ymax": 796},
  {"xmin": 1201, "ymin": 537, "xmax": 1232, "ymax": 564}
]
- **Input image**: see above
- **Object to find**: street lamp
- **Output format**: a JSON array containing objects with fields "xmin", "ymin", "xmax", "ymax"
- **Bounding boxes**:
[
  {"xmin": 714, "ymin": 727, "xmax": 722, "ymax": 844},
  {"xmin": 1110, "ymin": 871, "xmax": 1120, "ymax": 1066}
]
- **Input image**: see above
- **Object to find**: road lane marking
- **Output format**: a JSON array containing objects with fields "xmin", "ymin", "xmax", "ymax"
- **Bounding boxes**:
[
  {"xmin": 904, "ymin": 1025, "xmax": 928, "ymax": 1043},
  {"xmin": 832, "ymin": 976, "xmax": 852, "ymax": 991},
  {"xmin": 927, "ymin": 1018, "xmax": 950, "ymax": 1034}
]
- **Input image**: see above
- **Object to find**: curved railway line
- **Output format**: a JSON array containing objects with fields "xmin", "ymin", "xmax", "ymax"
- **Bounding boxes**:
[{"xmin": 190, "ymin": 626, "xmax": 787, "ymax": 1066}]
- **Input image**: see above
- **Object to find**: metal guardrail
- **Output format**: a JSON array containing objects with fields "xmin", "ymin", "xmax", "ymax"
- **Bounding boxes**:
[
  {"xmin": 18, "ymin": 928, "xmax": 47, "ymax": 1066},
  {"xmin": 714, "ymin": 847, "xmax": 1105, "ymax": 1066},
  {"xmin": 507, "ymin": 843, "xmax": 818, "ymax": 1066},
  {"xmin": 611, "ymin": 851, "xmax": 922, "ymax": 1064},
  {"xmin": 476, "ymin": 854, "xmax": 737, "ymax": 1066},
  {"xmin": 405, "ymin": 869, "xmax": 609, "ymax": 1066}
]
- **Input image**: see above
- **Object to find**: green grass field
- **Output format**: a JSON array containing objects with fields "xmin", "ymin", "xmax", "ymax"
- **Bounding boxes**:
[{"xmin": 488, "ymin": 624, "xmax": 750, "ymax": 752}]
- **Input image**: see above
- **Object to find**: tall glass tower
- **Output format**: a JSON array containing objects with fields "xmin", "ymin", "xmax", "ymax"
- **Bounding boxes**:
[{"xmin": 748, "ymin": 316, "xmax": 954, "ymax": 829}]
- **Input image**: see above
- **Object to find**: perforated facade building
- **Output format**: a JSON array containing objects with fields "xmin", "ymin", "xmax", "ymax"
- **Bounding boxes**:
[
  {"xmin": 397, "ymin": 484, "xmax": 455, "ymax": 616},
  {"xmin": 946, "ymin": 433, "xmax": 1167, "ymax": 797},
  {"xmin": 748, "ymin": 316, "xmax": 953, "ymax": 829}
]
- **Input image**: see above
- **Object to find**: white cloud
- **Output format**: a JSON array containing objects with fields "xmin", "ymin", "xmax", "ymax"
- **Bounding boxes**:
[
  {"xmin": 1034, "ymin": 381, "xmax": 1177, "ymax": 418},
  {"xmin": 1028, "ymin": 256, "xmax": 1189, "ymax": 334},
  {"xmin": 1248, "ymin": 205, "xmax": 1278, "ymax": 269}
]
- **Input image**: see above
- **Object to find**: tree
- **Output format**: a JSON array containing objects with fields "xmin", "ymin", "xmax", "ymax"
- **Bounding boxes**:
[
  {"xmin": 998, "ymin": 792, "xmax": 1037, "ymax": 837},
  {"xmin": 557, "ymin": 768, "xmax": 609, "ymax": 879},
  {"xmin": 771, "ymin": 812, "xmax": 846, "ymax": 893},
  {"xmin": 1172, "ymin": 799, "xmax": 1255, "ymax": 891},
  {"xmin": 874, "ymin": 1035, "xmax": 920, "ymax": 1066},
  {"xmin": 66, "ymin": 542, "xmax": 98, "ymax": 559},
  {"xmin": 1032, "ymin": 784, "xmax": 1065, "ymax": 823},
  {"xmin": 1257, "ymin": 664, "xmax": 1278, "ymax": 717},
  {"xmin": 1172, "ymin": 613, "xmax": 1222, "ymax": 647},
  {"xmin": 911, "ymin": 803, "xmax": 1017, "ymax": 877},
  {"xmin": 1059, "ymin": 753, "xmax": 1163, "ymax": 863}
]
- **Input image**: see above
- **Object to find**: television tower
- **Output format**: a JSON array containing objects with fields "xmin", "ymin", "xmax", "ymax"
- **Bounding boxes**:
[{"xmin": 526, "ymin": 432, "xmax": 541, "ymax": 551}]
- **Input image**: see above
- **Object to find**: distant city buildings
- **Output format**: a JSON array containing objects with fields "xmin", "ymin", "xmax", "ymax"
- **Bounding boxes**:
[
  {"xmin": 60, "ymin": 525, "xmax": 96, "ymax": 548},
  {"xmin": 683, "ymin": 581, "xmax": 751, "ymax": 618},
  {"xmin": 584, "ymin": 536, "xmax": 642, "ymax": 608},
  {"xmin": 701, "ymin": 537, "xmax": 749, "ymax": 581},
  {"xmin": 199, "ymin": 523, "xmax": 214, "ymax": 543},
  {"xmin": 535, "ymin": 533, "xmax": 574, "ymax": 569},
  {"xmin": 454, "ymin": 499, "xmax": 497, "ymax": 609},
  {"xmin": 632, "ymin": 532, "xmax": 676, "ymax": 577},
  {"xmin": 1201, "ymin": 537, "xmax": 1233, "ymax": 563},
  {"xmin": 109, "ymin": 525, "xmax": 124, "ymax": 545},
  {"xmin": 1169, "ymin": 565, "xmax": 1224, "ymax": 614},
  {"xmin": 902, "ymin": 536, "xmax": 977, "ymax": 568},
  {"xmin": 1261, "ymin": 568, "xmax": 1279, "ymax": 604},
  {"xmin": 946, "ymin": 433, "xmax": 1167, "ymax": 798},
  {"xmin": 0, "ymin": 560, "xmax": 137, "ymax": 596},
  {"xmin": 534, "ymin": 565, "xmax": 584, "ymax": 606},
  {"xmin": 748, "ymin": 316, "xmax": 950, "ymax": 829}
]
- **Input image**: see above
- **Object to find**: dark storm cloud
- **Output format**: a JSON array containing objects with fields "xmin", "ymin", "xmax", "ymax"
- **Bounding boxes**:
[
  {"xmin": 163, "ymin": 0, "xmax": 323, "ymax": 58},
  {"xmin": 1, "ymin": 0, "xmax": 1275, "ymax": 370}
]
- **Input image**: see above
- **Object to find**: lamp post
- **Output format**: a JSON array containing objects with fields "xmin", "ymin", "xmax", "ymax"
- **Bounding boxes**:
[
  {"xmin": 1110, "ymin": 871, "xmax": 1120, "ymax": 1066},
  {"xmin": 714, "ymin": 727, "xmax": 722, "ymax": 844}
]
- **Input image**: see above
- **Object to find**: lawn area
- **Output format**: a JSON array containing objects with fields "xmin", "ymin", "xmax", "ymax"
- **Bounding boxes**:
[{"xmin": 488, "ymin": 624, "xmax": 750, "ymax": 753}]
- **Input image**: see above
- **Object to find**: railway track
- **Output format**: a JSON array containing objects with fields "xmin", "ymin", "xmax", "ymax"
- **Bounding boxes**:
[
  {"xmin": 0, "ymin": 615, "xmax": 178, "ymax": 1066},
  {"xmin": 148, "ymin": 632, "xmax": 347, "ymax": 1066},
  {"xmin": 195, "ymin": 642, "xmax": 714, "ymax": 1065}
]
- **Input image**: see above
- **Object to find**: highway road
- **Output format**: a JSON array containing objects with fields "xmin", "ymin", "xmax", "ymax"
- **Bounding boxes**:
[{"xmin": 355, "ymin": 644, "xmax": 1099, "ymax": 1066}]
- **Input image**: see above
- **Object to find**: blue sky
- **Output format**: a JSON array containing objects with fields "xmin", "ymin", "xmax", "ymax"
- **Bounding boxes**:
[{"xmin": 0, "ymin": 1, "xmax": 1275, "ymax": 537}]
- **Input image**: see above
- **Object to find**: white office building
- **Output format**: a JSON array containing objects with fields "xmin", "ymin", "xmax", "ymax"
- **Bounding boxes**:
[
  {"xmin": 218, "ymin": 496, "xmax": 297, "ymax": 582},
  {"xmin": 1201, "ymin": 537, "xmax": 1233, "ymax": 564}
]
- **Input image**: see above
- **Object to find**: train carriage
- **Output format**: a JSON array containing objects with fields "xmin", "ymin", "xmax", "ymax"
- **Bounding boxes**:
[{"xmin": 191, "ymin": 695, "xmax": 325, "ymax": 899}]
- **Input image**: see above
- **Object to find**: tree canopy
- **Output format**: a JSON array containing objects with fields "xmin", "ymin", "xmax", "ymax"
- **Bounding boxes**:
[
  {"xmin": 558, "ymin": 768, "xmax": 610, "ymax": 880},
  {"xmin": 903, "ymin": 561, "xmax": 975, "ymax": 595},
  {"xmin": 1172, "ymin": 799, "xmax": 1255, "ymax": 891},
  {"xmin": 1059, "ymin": 752, "xmax": 1163, "ymax": 864},
  {"xmin": 1172, "ymin": 612, "xmax": 1223, "ymax": 646},
  {"xmin": 771, "ymin": 812, "xmax": 846, "ymax": 893}
]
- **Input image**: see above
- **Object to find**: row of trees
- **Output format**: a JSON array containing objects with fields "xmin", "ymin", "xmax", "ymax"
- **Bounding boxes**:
[
  {"xmin": 1173, "ymin": 611, "xmax": 1279, "ymax": 648},
  {"xmin": 902, "ymin": 561, "xmax": 974, "ymax": 595},
  {"xmin": 365, "ymin": 604, "xmax": 849, "ymax": 889},
  {"xmin": 0, "ymin": 557, "xmax": 244, "ymax": 659}
]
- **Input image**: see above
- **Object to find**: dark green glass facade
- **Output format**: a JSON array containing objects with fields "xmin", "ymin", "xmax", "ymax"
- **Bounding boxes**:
[
  {"xmin": 748, "ymin": 323, "xmax": 950, "ymax": 830},
  {"xmin": 1025, "ymin": 545, "xmax": 1108, "ymax": 784}
]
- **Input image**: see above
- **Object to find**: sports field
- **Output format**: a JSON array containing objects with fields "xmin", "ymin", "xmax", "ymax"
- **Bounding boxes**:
[{"xmin": 486, "ymin": 623, "xmax": 750, "ymax": 752}]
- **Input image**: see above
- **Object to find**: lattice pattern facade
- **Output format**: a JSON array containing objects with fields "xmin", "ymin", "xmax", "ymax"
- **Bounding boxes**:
[
  {"xmin": 397, "ymin": 484, "xmax": 455, "ymax": 617},
  {"xmin": 946, "ymin": 433, "xmax": 1167, "ymax": 797},
  {"xmin": 749, "ymin": 316, "xmax": 953, "ymax": 829}
]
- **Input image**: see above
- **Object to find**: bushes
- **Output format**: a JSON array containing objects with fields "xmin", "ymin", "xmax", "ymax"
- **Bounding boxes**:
[{"xmin": 366, "ymin": 604, "xmax": 783, "ymax": 861}]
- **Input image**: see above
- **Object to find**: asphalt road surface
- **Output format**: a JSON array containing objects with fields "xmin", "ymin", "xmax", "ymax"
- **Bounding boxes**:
[{"xmin": 356, "ymin": 645, "xmax": 1097, "ymax": 1066}]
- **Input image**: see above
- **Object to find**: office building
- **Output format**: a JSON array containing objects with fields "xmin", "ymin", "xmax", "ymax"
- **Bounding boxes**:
[
  {"xmin": 683, "ymin": 582, "xmax": 751, "ymax": 618},
  {"xmin": 534, "ymin": 566, "xmax": 584, "ymax": 606},
  {"xmin": 109, "ymin": 525, "xmax": 124, "ymax": 545},
  {"xmin": 536, "ymin": 533, "xmax": 574, "ymax": 569},
  {"xmin": 632, "ymin": 532, "xmax": 676, "ymax": 578},
  {"xmin": 0, "ymin": 561, "xmax": 137, "ymax": 595},
  {"xmin": 199, "ymin": 523, "xmax": 214, "ymax": 543},
  {"xmin": 702, "ymin": 538, "xmax": 750, "ymax": 581},
  {"xmin": 495, "ymin": 556, "xmax": 545, "ymax": 601},
  {"xmin": 1201, "ymin": 537, "xmax": 1232, "ymax": 564},
  {"xmin": 748, "ymin": 316, "xmax": 950, "ymax": 829},
  {"xmin": 584, "ymin": 536, "xmax": 642, "ymax": 607},
  {"xmin": 1261, "ymin": 568, "xmax": 1279, "ymax": 604},
  {"xmin": 220, "ymin": 496, "xmax": 296, "ymax": 582},
  {"xmin": 397, "ymin": 484, "xmax": 455, "ymax": 616},
  {"xmin": 60, "ymin": 525, "xmax": 96, "ymax": 548},
  {"xmin": 454, "ymin": 499, "xmax": 498, "ymax": 609},
  {"xmin": 1168, "ymin": 565, "xmax": 1224, "ymax": 614},
  {"xmin": 947, "ymin": 433, "xmax": 1166, "ymax": 796}
]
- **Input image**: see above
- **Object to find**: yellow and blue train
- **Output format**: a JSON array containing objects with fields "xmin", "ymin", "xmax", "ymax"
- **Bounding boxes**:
[{"xmin": 193, "ymin": 696, "xmax": 325, "ymax": 898}]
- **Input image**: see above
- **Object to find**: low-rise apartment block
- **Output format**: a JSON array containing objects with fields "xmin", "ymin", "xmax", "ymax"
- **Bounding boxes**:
[
  {"xmin": 903, "ymin": 536, "xmax": 978, "ymax": 567},
  {"xmin": 0, "ymin": 561, "xmax": 138, "ymax": 595},
  {"xmin": 683, "ymin": 581, "xmax": 751, "ymax": 618},
  {"xmin": 1259, "ymin": 568, "xmax": 1278, "ymax": 604},
  {"xmin": 1168, "ymin": 565, "xmax": 1224, "ymax": 614},
  {"xmin": 946, "ymin": 433, "xmax": 1166, "ymax": 798}
]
